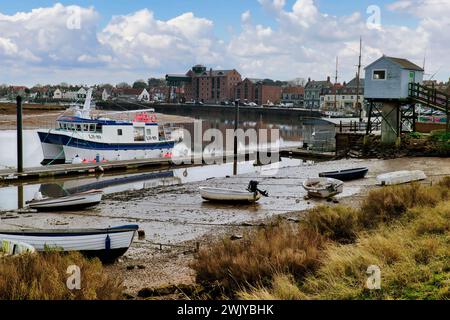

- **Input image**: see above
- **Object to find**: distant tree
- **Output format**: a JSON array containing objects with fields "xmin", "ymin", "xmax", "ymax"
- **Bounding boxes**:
[
  {"xmin": 148, "ymin": 78, "xmax": 165, "ymax": 88},
  {"xmin": 99, "ymin": 83, "xmax": 114, "ymax": 90},
  {"xmin": 116, "ymin": 82, "xmax": 131, "ymax": 89},
  {"xmin": 59, "ymin": 82, "xmax": 69, "ymax": 88},
  {"xmin": 132, "ymin": 80, "xmax": 147, "ymax": 89}
]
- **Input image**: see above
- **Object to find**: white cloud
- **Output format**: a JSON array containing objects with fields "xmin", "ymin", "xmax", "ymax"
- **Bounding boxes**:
[{"xmin": 0, "ymin": 1, "xmax": 448, "ymax": 86}]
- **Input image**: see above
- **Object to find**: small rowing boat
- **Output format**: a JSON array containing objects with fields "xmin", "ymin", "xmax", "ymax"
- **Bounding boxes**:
[
  {"xmin": 26, "ymin": 189, "xmax": 103, "ymax": 211},
  {"xmin": 0, "ymin": 239, "xmax": 35, "ymax": 257},
  {"xmin": 376, "ymin": 170, "xmax": 426, "ymax": 186},
  {"xmin": 302, "ymin": 177, "xmax": 344, "ymax": 198},
  {"xmin": 200, "ymin": 180, "xmax": 268, "ymax": 203},
  {"xmin": 319, "ymin": 167, "xmax": 368, "ymax": 181},
  {"xmin": 0, "ymin": 225, "xmax": 138, "ymax": 263}
]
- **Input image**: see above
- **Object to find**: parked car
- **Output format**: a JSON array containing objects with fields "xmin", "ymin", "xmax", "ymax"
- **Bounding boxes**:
[{"xmin": 248, "ymin": 102, "xmax": 258, "ymax": 107}]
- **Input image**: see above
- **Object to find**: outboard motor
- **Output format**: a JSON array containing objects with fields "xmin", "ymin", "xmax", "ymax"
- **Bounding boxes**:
[{"xmin": 247, "ymin": 180, "xmax": 269, "ymax": 197}]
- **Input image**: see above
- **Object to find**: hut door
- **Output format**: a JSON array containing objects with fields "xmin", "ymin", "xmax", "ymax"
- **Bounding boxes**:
[{"xmin": 408, "ymin": 71, "xmax": 415, "ymax": 84}]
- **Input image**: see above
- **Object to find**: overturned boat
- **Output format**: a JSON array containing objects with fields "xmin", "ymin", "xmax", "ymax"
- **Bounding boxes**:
[
  {"xmin": 376, "ymin": 170, "xmax": 426, "ymax": 186},
  {"xmin": 319, "ymin": 167, "xmax": 368, "ymax": 181},
  {"xmin": 302, "ymin": 177, "xmax": 344, "ymax": 198},
  {"xmin": 26, "ymin": 189, "xmax": 103, "ymax": 211},
  {"xmin": 0, "ymin": 225, "xmax": 139, "ymax": 263}
]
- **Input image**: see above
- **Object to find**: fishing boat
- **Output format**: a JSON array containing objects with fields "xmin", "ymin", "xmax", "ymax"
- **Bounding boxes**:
[
  {"xmin": 200, "ymin": 181, "xmax": 268, "ymax": 203},
  {"xmin": 0, "ymin": 225, "xmax": 139, "ymax": 262},
  {"xmin": 302, "ymin": 177, "xmax": 344, "ymax": 198},
  {"xmin": 319, "ymin": 167, "xmax": 368, "ymax": 181},
  {"xmin": 38, "ymin": 88, "xmax": 183, "ymax": 164},
  {"xmin": 26, "ymin": 189, "xmax": 103, "ymax": 211},
  {"xmin": 1, "ymin": 239, "xmax": 35, "ymax": 257},
  {"xmin": 376, "ymin": 170, "xmax": 426, "ymax": 186}
]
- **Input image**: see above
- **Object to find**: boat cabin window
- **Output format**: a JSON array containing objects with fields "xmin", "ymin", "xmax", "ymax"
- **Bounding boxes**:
[
  {"xmin": 96, "ymin": 124, "xmax": 102, "ymax": 133},
  {"xmin": 82, "ymin": 124, "xmax": 89, "ymax": 132},
  {"xmin": 76, "ymin": 124, "xmax": 81, "ymax": 131},
  {"xmin": 117, "ymin": 129, "xmax": 123, "ymax": 136},
  {"xmin": 134, "ymin": 127, "xmax": 145, "ymax": 141},
  {"xmin": 89, "ymin": 124, "xmax": 95, "ymax": 132}
]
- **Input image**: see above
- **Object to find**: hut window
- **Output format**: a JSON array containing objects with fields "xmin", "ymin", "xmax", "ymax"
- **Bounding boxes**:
[
  {"xmin": 117, "ymin": 129, "xmax": 123, "ymax": 136},
  {"xmin": 373, "ymin": 70, "xmax": 386, "ymax": 80}
]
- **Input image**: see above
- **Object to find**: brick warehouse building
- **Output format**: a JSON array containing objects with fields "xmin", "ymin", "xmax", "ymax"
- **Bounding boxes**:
[
  {"xmin": 166, "ymin": 65, "xmax": 241, "ymax": 103},
  {"xmin": 234, "ymin": 78, "xmax": 282, "ymax": 106}
]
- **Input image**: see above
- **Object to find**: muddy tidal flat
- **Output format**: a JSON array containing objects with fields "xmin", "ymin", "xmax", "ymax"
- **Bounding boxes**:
[{"xmin": 1, "ymin": 157, "xmax": 450, "ymax": 296}]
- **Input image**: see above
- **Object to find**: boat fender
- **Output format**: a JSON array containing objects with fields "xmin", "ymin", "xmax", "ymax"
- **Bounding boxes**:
[{"xmin": 105, "ymin": 235, "xmax": 111, "ymax": 251}]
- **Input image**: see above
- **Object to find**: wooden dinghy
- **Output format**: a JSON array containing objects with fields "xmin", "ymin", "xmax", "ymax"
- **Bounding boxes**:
[
  {"xmin": 319, "ymin": 167, "xmax": 368, "ymax": 181},
  {"xmin": 376, "ymin": 170, "xmax": 426, "ymax": 186},
  {"xmin": 302, "ymin": 177, "xmax": 344, "ymax": 198},
  {"xmin": 26, "ymin": 189, "xmax": 103, "ymax": 211},
  {"xmin": 0, "ymin": 239, "xmax": 35, "ymax": 257},
  {"xmin": 0, "ymin": 225, "xmax": 138, "ymax": 263},
  {"xmin": 200, "ymin": 180, "xmax": 268, "ymax": 203}
]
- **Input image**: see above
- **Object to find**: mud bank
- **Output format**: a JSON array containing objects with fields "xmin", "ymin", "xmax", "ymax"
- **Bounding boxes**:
[{"xmin": 1, "ymin": 157, "xmax": 450, "ymax": 296}]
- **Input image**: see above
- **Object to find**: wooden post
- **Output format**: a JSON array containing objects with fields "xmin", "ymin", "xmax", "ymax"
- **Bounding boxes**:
[
  {"xmin": 233, "ymin": 99, "xmax": 239, "ymax": 176},
  {"xmin": 446, "ymin": 98, "xmax": 449, "ymax": 132},
  {"xmin": 16, "ymin": 96, "xmax": 23, "ymax": 173},
  {"xmin": 366, "ymin": 101, "xmax": 372, "ymax": 135}
]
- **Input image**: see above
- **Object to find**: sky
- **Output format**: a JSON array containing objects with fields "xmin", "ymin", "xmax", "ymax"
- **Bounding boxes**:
[{"xmin": 0, "ymin": 0, "xmax": 449, "ymax": 86}]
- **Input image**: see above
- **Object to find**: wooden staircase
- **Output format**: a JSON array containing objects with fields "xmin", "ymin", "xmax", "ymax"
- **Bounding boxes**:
[
  {"xmin": 409, "ymin": 83, "xmax": 450, "ymax": 131},
  {"xmin": 409, "ymin": 83, "xmax": 450, "ymax": 113}
]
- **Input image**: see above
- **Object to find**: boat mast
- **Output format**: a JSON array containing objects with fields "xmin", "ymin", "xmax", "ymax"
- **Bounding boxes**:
[
  {"xmin": 81, "ymin": 88, "xmax": 93, "ymax": 119},
  {"xmin": 356, "ymin": 37, "xmax": 362, "ymax": 121}
]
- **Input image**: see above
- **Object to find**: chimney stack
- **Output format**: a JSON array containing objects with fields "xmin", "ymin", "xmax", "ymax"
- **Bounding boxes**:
[{"xmin": 327, "ymin": 76, "xmax": 330, "ymax": 82}]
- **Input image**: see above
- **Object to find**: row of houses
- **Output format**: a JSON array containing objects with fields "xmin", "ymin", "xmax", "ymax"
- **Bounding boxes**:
[
  {"xmin": 1, "ymin": 85, "xmax": 161, "ymax": 103},
  {"xmin": 166, "ymin": 65, "xmax": 365, "ymax": 110}
]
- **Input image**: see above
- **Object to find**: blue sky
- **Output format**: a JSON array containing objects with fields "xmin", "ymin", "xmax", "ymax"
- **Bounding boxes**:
[{"xmin": 0, "ymin": 0, "xmax": 448, "ymax": 85}]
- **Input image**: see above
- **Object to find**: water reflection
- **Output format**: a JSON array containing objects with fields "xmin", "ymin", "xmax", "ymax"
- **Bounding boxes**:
[{"xmin": 0, "ymin": 157, "xmax": 304, "ymax": 211}]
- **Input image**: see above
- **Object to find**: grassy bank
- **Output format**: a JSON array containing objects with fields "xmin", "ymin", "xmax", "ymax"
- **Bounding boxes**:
[
  {"xmin": 191, "ymin": 179, "xmax": 450, "ymax": 300},
  {"xmin": 0, "ymin": 252, "xmax": 123, "ymax": 300}
]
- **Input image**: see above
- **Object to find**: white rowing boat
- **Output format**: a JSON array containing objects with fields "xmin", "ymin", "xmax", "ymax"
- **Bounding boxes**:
[
  {"xmin": 0, "ymin": 239, "xmax": 35, "ymax": 257},
  {"xmin": 302, "ymin": 177, "xmax": 344, "ymax": 198},
  {"xmin": 376, "ymin": 170, "xmax": 426, "ymax": 186},
  {"xmin": 26, "ymin": 189, "xmax": 103, "ymax": 211},
  {"xmin": 199, "ymin": 187, "xmax": 262, "ymax": 203},
  {"xmin": 0, "ymin": 225, "xmax": 138, "ymax": 263}
]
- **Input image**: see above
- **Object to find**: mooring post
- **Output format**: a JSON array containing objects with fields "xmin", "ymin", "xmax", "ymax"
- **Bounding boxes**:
[
  {"xmin": 233, "ymin": 99, "xmax": 239, "ymax": 176},
  {"xmin": 16, "ymin": 95, "xmax": 23, "ymax": 173}
]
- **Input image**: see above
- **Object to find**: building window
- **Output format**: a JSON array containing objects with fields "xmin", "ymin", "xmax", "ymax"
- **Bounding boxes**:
[
  {"xmin": 117, "ymin": 129, "xmax": 123, "ymax": 136},
  {"xmin": 373, "ymin": 69, "xmax": 386, "ymax": 80}
]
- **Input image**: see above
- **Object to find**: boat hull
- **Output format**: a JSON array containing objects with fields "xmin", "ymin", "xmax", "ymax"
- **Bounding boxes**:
[
  {"xmin": 0, "ymin": 225, "xmax": 138, "ymax": 263},
  {"xmin": 40, "ymin": 141, "xmax": 65, "ymax": 164},
  {"xmin": 302, "ymin": 178, "xmax": 344, "ymax": 198},
  {"xmin": 376, "ymin": 170, "xmax": 426, "ymax": 186},
  {"xmin": 319, "ymin": 167, "xmax": 368, "ymax": 181},
  {"xmin": 38, "ymin": 130, "xmax": 176, "ymax": 164},
  {"xmin": 27, "ymin": 190, "xmax": 103, "ymax": 211},
  {"xmin": 199, "ymin": 187, "xmax": 262, "ymax": 203}
]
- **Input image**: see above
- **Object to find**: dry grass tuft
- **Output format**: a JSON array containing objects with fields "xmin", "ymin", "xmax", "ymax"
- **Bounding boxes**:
[
  {"xmin": 302, "ymin": 205, "xmax": 362, "ymax": 243},
  {"xmin": 190, "ymin": 223, "xmax": 325, "ymax": 295},
  {"xmin": 360, "ymin": 183, "xmax": 440, "ymax": 227},
  {"xmin": 0, "ymin": 251, "xmax": 124, "ymax": 300}
]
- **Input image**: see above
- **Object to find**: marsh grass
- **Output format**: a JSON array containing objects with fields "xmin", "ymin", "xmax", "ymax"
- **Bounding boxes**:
[
  {"xmin": 190, "ymin": 223, "xmax": 325, "ymax": 295},
  {"xmin": 194, "ymin": 178, "xmax": 450, "ymax": 300},
  {"xmin": 0, "ymin": 251, "xmax": 124, "ymax": 300}
]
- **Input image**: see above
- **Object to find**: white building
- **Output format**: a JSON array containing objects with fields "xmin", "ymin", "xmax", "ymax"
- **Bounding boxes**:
[
  {"xmin": 53, "ymin": 89, "xmax": 63, "ymax": 99},
  {"xmin": 102, "ymin": 89, "xmax": 111, "ymax": 101}
]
